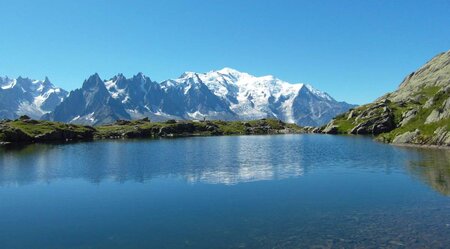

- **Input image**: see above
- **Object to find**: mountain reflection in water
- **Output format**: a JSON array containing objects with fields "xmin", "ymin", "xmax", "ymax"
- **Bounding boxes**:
[
  {"xmin": 1, "ymin": 135, "xmax": 449, "ymax": 196},
  {"xmin": 405, "ymin": 148, "xmax": 450, "ymax": 196},
  {"xmin": 0, "ymin": 136, "xmax": 307, "ymax": 185}
]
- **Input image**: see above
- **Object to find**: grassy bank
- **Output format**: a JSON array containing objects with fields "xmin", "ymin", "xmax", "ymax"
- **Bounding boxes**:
[{"xmin": 0, "ymin": 117, "xmax": 304, "ymax": 144}]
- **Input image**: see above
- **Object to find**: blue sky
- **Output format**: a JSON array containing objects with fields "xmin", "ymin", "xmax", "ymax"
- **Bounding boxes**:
[{"xmin": 0, "ymin": 0, "xmax": 449, "ymax": 104}]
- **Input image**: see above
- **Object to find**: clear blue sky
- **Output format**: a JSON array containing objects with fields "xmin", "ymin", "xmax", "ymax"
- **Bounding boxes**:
[{"xmin": 0, "ymin": 0, "xmax": 449, "ymax": 104}]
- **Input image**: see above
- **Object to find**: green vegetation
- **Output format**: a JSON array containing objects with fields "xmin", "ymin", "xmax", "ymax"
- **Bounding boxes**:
[
  {"xmin": 0, "ymin": 117, "xmax": 304, "ymax": 144},
  {"xmin": 378, "ymin": 87, "xmax": 449, "ymax": 143},
  {"xmin": 419, "ymin": 86, "xmax": 441, "ymax": 98},
  {"xmin": 326, "ymin": 85, "xmax": 450, "ymax": 146},
  {"xmin": 9, "ymin": 120, "xmax": 92, "ymax": 137},
  {"xmin": 97, "ymin": 118, "xmax": 304, "ymax": 138}
]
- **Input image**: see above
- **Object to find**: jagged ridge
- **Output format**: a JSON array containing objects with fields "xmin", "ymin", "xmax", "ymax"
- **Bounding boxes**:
[
  {"xmin": 43, "ymin": 68, "xmax": 354, "ymax": 126},
  {"xmin": 0, "ymin": 76, "xmax": 67, "ymax": 119}
]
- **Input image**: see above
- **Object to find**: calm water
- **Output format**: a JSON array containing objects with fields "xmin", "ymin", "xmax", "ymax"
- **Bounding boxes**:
[{"xmin": 1, "ymin": 135, "xmax": 450, "ymax": 249}]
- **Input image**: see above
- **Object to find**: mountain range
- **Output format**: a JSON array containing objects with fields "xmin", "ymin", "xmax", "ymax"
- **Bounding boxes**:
[
  {"xmin": 0, "ymin": 76, "xmax": 67, "ymax": 119},
  {"xmin": 1, "ymin": 68, "xmax": 355, "ymax": 126}
]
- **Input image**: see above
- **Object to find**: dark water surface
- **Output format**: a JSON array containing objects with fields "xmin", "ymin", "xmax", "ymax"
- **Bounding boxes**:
[{"xmin": 1, "ymin": 135, "xmax": 450, "ymax": 249}]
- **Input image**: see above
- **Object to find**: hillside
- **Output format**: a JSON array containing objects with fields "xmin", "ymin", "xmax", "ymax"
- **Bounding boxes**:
[
  {"xmin": 322, "ymin": 50, "xmax": 450, "ymax": 147},
  {"xmin": 0, "ymin": 116, "xmax": 304, "ymax": 144}
]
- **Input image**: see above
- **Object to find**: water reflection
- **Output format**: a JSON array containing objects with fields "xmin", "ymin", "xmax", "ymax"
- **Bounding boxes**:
[
  {"xmin": 405, "ymin": 148, "xmax": 450, "ymax": 196},
  {"xmin": 0, "ymin": 136, "xmax": 449, "ymax": 194},
  {"xmin": 0, "ymin": 137, "xmax": 307, "ymax": 186},
  {"xmin": 2, "ymin": 136, "xmax": 450, "ymax": 249}
]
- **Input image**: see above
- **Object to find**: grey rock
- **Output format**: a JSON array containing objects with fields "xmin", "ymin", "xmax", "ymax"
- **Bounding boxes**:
[
  {"xmin": 322, "ymin": 123, "xmax": 339, "ymax": 134},
  {"xmin": 400, "ymin": 109, "xmax": 418, "ymax": 126},
  {"xmin": 392, "ymin": 129, "xmax": 420, "ymax": 144},
  {"xmin": 425, "ymin": 97, "xmax": 450, "ymax": 124},
  {"xmin": 350, "ymin": 110, "xmax": 395, "ymax": 135},
  {"xmin": 431, "ymin": 126, "xmax": 450, "ymax": 146},
  {"xmin": 423, "ymin": 98, "xmax": 435, "ymax": 109}
]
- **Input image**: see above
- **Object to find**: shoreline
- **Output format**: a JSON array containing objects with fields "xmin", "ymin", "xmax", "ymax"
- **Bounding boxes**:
[
  {"xmin": 0, "ymin": 118, "xmax": 304, "ymax": 145},
  {"xmin": 1, "ymin": 118, "xmax": 448, "ymax": 149},
  {"xmin": 2, "ymin": 131, "xmax": 449, "ymax": 150},
  {"xmin": 391, "ymin": 142, "xmax": 450, "ymax": 150}
]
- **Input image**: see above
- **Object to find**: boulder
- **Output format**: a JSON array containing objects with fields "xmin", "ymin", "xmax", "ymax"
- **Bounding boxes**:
[
  {"xmin": 425, "ymin": 98, "xmax": 450, "ymax": 124},
  {"xmin": 350, "ymin": 112, "xmax": 395, "ymax": 135},
  {"xmin": 322, "ymin": 123, "xmax": 339, "ymax": 134},
  {"xmin": 392, "ymin": 129, "xmax": 420, "ymax": 144}
]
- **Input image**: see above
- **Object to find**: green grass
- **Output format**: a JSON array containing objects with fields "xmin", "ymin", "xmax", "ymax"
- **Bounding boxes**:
[
  {"xmin": 420, "ymin": 86, "xmax": 441, "ymax": 99},
  {"xmin": 95, "ymin": 118, "xmax": 303, "ymax": 138},
  {"xmin": 377, "ymin": 87, "xmax": 449, "ymax": 142},
  {"xmin": 0, "ymin": 117, "xmax": 303, "ymax": 143},
  {"xmin": 329, "ymin": 103, "xmax": 379, "ymax": 134},
  {"xmin": 215, "ymin": 121, "xmax": 246, "ymax": 134},
  {"xmin": 333, "ymin": 119, "xmax": 356, "ymax": 133},
  {"xmin": 330, "ymin": 85, "xmax": 449, "ymax": 143},
  {"xmin": 9, "ymin": 120, "xmax": 92, "ymax": 136}
]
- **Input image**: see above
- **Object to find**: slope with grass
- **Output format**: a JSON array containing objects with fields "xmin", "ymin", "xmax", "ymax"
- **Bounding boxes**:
[
  {"xmin": 0, "ymin": 116, "xmax": 304, "ymax": 144},
  {"xmin": 321, "ymin": 50, "xmax": 450, "ymax": 147}
]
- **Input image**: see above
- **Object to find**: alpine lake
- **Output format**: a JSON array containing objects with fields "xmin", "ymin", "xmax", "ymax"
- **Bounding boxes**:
[{"xmin": 1, "ymin": 134, "xmax": 449, "ymax": 249}]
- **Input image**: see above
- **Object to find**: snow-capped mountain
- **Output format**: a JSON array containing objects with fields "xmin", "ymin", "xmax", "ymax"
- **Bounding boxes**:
[
  {"xmin": 102, "ymin": 72, "xmax": 236, "ymax": 121},
  {"xmin": 0, "ymin": 68, "xmax": 353, "ymax": 126},
  {"xmin": 43, "ymin": 74, "xmax": 130, "ymax": 125},
  {"xmin": 41, "ymin": 68, "xmax": 354, "ymax": 126},
  {"xmin": 0, "ymin": 76, "xmax": 67, "ymax": 119},
  {"xmin": 175, "ymin": 68, "xmax": 353, "ymax": 126}
]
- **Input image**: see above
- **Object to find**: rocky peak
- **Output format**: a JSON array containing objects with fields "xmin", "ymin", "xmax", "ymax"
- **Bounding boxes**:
[{"xmin": 82, "ymin": 73, "xmax": 105, "ymax": 90}]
